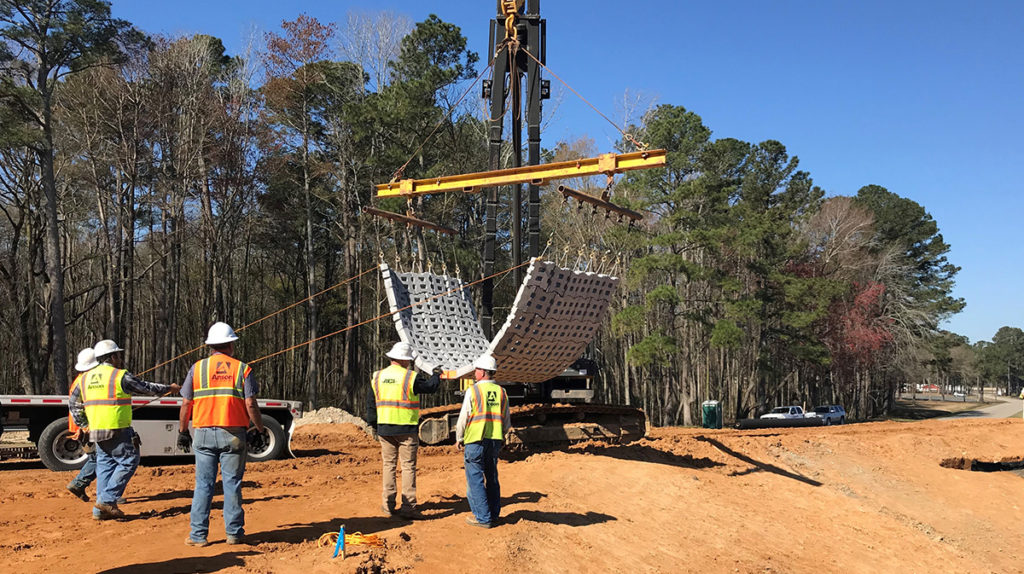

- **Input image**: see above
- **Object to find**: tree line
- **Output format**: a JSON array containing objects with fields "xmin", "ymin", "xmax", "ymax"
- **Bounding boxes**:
[{"xmin": 0, "ymin": 1, "xmax": 1005, "ymax": 424}]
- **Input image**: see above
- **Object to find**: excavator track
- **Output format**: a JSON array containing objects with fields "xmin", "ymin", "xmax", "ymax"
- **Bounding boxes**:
[{"xmin": 418, "ymin": 402, "xmax": 647, "ymax": 446}]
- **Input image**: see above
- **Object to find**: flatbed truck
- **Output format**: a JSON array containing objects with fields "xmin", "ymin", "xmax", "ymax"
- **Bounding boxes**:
[{"xmin": 0, "ymin": 395, "xmax": 302, "ymax": 471}]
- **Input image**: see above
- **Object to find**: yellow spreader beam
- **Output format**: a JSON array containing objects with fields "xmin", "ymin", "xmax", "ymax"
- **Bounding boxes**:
[{"xmin": 375, "ymin": 149, "xmax": 666, "ymax": 198}]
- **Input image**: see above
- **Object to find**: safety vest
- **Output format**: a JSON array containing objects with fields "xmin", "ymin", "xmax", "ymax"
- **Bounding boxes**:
[
  {"xmin": 372, "ymin": 364, "xmax": 420, "ymax": 426},
  {"xmin": 462, "ymin": 380, "xmax": 506, "ymax": 444},
  {"xmin": 82, "ymin": 364, "xmax": 131, "ymax": 431},
  {"xmin": 68, "ymin": 371, "xmax": 89, "ymax": 432},
  {"xmin": 191, "ymin": 353, "xmax": 250, "ymax": 428}
]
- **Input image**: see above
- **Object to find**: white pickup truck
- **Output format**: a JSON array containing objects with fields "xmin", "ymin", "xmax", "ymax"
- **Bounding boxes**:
[
  {"xmin": 759, "ymin": 405, "xmax": 805, "ymax": 419},
  {"xmin": 0, "ymin": 394, "xmax": 302, "ymax": 471}
]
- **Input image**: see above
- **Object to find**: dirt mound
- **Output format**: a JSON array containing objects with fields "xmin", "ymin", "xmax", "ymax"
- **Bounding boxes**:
[
  {"xmin": 295, "ymin": 407, "xmax": 371, "ymax": 430},
  {"xmin": 3, "ymin": 418, "xmax": 1024, "ymax": 572}
]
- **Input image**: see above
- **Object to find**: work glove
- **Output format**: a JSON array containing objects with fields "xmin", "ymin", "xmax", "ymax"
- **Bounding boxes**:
[
  {"xmin": 247, "ymin": 427, "xmax": 268, "ymax": 451},
  {"xmin": 177, "ymin": 430, "xmax": 192, "ymax": 453},
  {"xmin": 432, "ymin": 365, "xmax": 444, "ymax": 376},
  {"xmin": 77, "ymin": 429, "xmax": 95, "ymax": 453}
]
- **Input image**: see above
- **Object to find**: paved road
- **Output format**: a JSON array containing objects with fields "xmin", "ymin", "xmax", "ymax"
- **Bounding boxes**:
[{"xmin": 939, "ymin": 397, "xmax": 1023, "ymax": 420}]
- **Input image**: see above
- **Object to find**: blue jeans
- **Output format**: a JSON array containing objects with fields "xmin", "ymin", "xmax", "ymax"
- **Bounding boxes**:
[
  {"xmin": 464, "ymin": 439, "xmax": 502, "ymax": 524},
  {"xmin": 69, "ymin": 450, "xmax": 97, "ymax": 489},
  {"xmin": 94, "ymin": 428, "xmax": 139, "ymax": 515},
  {"xmin": 190, "ymin": 427, "xmax": 247, "ymax": 541}
]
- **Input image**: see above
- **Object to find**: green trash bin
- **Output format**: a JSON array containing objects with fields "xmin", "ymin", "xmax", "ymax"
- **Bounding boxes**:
[{"xmin": 701, "ymin": 400, "xmax": 722, "ymax": 429}]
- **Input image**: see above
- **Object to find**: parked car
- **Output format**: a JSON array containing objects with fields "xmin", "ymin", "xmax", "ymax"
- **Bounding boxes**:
[
  {"xmin": 760, "ymin": 406, "xmax": 805, "ymax": 419},
  {"xmin": 807, "ymin": 405, "xmax": 846, "ymax": 425}
]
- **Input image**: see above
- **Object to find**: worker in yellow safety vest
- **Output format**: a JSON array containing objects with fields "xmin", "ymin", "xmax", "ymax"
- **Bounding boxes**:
[
  {"xmin": 455, "ymin": 354, "xmax": 511, "ymax": 529},
  {"xmin": 178, "ymin": 322, "xmax": 265, "ymax": 548},
  {"xmin": 69, "ymin": 339, "xmax": 179, "ymax": 520},
  {"xmin": 65, "ymin": 347, "xmax": 99, "ymax": 502},
  {"xmin": 366, "ymin": 341, "xmax": 442, "ymax": 519}
]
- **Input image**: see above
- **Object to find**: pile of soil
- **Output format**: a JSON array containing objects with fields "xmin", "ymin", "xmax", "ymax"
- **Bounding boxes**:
[
  {"xmin": 2, "ymin": 418, "xmax": 1023, "ymax": 573},
  {"xmin": 295, "ymin": 407, "xmax": 371, "ymax": 432}
]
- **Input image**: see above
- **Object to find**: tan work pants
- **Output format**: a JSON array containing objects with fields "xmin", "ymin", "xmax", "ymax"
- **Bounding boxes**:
[{"xmin": 379, "ymin": 433, "xmax": 418, "ymax": 511}]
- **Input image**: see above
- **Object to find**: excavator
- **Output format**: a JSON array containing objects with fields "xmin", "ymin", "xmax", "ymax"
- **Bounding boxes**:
[{"xmin": 369, "ymin": 1, "xmax": 662, "ymax": 447}]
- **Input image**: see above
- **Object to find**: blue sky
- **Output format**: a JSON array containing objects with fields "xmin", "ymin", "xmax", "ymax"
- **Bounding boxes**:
[{"xmin": 111, "ymin": 0, "xmax": 1024, "ymax": 344}]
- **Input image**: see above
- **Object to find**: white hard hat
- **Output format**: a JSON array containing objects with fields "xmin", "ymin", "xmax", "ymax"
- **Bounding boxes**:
[
  {"xmin": 473, "ymin": 354, "xmax": 497, "ymax": 372},
  {"xmin": 75, "ymin": 348, "xmax": 98, "ymax": 372},
  {"xmin": 385, "ymin": 341, "xmax": 415, "ymax": 361},
  {"xmin": 205, "ymin": 322, "xmax": 240, "ymax": 345},
  {"xmin": 93, "ymin": 339, "xmax": 125, "ymax": 359}
]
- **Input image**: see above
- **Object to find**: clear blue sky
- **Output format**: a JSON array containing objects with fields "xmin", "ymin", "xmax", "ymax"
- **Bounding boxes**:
[{"xmin": 111, "ymin": 0, "xmax": 1024, "ymax": 344}]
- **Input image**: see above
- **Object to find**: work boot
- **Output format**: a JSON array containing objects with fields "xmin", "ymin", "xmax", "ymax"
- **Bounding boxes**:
[
  {"xmin": 465, "ymin": 516, "xmax": 491, "ymax": 529},
  {"xmin": 94, "ymin": 502, "xmax": 125, "ymax": 520},
  {"xmin": 226, "ymin": 535, "xmax": 245, "ymax": 545},
  {"xmin": 184, "ymin": 537, "xmax": 210, "ymax": 548},
  {"xmin": 67, "ymin": 484, "xmax": 89, "ymax": 502},
  {"xmin": 381, "ymin": 504, "xmax": 395, "ymax": 516}
]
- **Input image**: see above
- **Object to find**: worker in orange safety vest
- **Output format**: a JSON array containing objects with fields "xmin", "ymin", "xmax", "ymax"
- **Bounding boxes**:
[{"xmin": 178, "ymin": 322, "xmax": 265, "ymax": 547}]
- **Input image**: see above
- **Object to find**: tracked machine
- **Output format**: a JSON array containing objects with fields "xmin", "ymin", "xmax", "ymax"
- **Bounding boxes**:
[{"xmin": 369, "ymin": 1, "xmax": 661, "ymax": 446}]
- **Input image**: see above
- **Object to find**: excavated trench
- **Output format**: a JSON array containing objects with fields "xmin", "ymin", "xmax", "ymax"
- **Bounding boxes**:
[{"xmin": 940, "ymin": 456, "xmax": 1024, "ymax": 471}]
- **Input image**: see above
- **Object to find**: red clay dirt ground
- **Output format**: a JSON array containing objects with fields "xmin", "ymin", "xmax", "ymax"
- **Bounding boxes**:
[{"xmin": 1, "ymin": 419, "xmax": 1022, "ymax": 573}]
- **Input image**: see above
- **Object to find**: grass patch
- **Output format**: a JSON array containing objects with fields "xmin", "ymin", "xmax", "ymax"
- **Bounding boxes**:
[{"xmin": 889, "ymin": 399, "xmax": 987, "ymax": 421}]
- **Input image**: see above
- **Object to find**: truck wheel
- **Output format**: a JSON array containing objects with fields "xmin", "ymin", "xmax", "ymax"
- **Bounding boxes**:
[
  {"xmin": 246, "ymin": 415, "xmax": 285, "ymax": 463},
  {"xmin": 38, "ymin": 419, "xmax": 89, "ymax": 472},
  {"xmin": 824, "ymin": 417, "xmax": 831, "ymax": 426}
]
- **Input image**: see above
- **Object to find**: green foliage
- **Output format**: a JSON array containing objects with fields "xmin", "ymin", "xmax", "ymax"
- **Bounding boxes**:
[
  {"xmin": 855, "ymin": 184, "xmax": 965, "ymax": 325},
  {"xmin": 626, "ymin": 332, "xmax": 677, "ymax": 367},
  {"xmin": 612, "ymin": 305, "xmax": 647, "ymax": 336},
  {"xmin": 645, "ymin": 284, "xmax": 680, "ymax": 308},
  {"xmin": 709, "ymin": 319, "xmax": 744, "ymax": 349}
]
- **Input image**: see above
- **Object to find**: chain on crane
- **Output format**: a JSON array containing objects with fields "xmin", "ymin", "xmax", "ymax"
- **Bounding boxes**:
[{"xmin": 501, "ymin": 0, "xmax": 524, "ymax": 42}]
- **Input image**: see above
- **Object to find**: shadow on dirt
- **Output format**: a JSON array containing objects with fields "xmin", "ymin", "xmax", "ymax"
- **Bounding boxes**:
[
  {"xmin": 694, "ymin": 436, "xmax": 822, "ymax": 487},
  {"xmin": 0, "ymin": 459, "xmax": 45, "ymax": 470},
  {"xmin": 249, "ymin": 515, "xmax": 399, "ymax": 544},
  {"xmin": 292, "ymin": 448, "xmax": 336, "ymax": 457},
  {"xmin": 96, "ymin": 551, "xmax": 258, "ymax": 573},
  {"xmin": 131, "ymin": 480, "xmax": 262, "ymax": 503},
  {"xmin": 502, "ymin": 509, "xmax": 616, "ymax": 526},
  {"xmin": 417, "ymin": 491, "xmax": 546, "ymax": 519},
  {"xmin": 129, "ymin": 494, "xmax": 300, "ymax": 520},
  {"xmin": 503, "ymin": 442, "xmax": 723, "ymax": 470}
]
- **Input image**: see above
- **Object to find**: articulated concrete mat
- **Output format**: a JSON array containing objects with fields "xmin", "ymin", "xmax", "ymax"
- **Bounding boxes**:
[
  {"xmin": 380, "ymin": 264, "xmax": 490, "ymax": 377},
  {"xmin": 487, "ymin": 260, "xmax": 619, "ymax": 383},
  {"xmin": 381, "ymin": 261, "xmax": 618, "ymax": 382}
]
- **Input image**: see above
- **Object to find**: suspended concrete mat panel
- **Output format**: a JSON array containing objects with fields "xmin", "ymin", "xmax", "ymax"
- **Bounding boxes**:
[
  {"xmin": 381, "ymin": 260, "xmax": 619, "ymax": 382},
  {"xmin": 380, "ymin": 264, "xmax": 490, "ymax": 378}
]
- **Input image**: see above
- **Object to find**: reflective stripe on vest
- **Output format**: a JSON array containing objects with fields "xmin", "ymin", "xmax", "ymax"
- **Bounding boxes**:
[
  {"xmin": 463, "ymin": 381, "xmax": 506, "ymax": 444},
  {"xmin": 372, "ymin": 364, "xmax": 420, "ymax": 425},
  {"xmin": 191, "ymin": 354, "xmax": 250, "ymax": 428},
  {"xmin": 68, "ymin": 372, "xmax": 88, "ymax": 432},
  {"xmin": 82, "ymin": 365, "xmax": 131, "ymax": 430}
]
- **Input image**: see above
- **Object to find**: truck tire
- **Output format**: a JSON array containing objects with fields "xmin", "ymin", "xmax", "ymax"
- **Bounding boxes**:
[
  {"xmin": 246, "ymin": 415, "xmax": 285, "ymax": 463},
  {"xmin": 38, "ymin": 418, "xmax": 89, "ymax": 472}
]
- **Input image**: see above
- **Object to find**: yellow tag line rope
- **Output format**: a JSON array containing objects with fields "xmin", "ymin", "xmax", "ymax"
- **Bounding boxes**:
[
  {"xmin": 136, "ymin": 266, "xmax": 379, "ymax": 377},
  {"xmin": 129, "ymin": 266, "xmax": 378, "ymax": 411},
  {"xmin": 317, "ymin": 532, "xmax": 384, "ymax": 548},
  {"xmin": 248, "ymin": 258, "xmax": 534, "ymax": 365}
]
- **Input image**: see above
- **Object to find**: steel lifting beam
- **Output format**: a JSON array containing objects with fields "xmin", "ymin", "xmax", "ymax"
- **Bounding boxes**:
[
  {"xmin": 557, "ymin": 185, "xmax": 644, "ymax": 222},
  {"xmin": 374, "ymin": 149, "xmax": 667, "ymax": 198},
  {"xmin": 362, "ymin": 206, "xmax": 456, "ymax": 235}
]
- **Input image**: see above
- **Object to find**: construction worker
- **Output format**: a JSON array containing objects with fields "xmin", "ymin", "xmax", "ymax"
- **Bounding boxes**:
[
  {"xmin": 456, "ymin": 355, "xmax": 511, "ymax": 529},
  {"xmin": 65, "ymin": 347, "xmax": 98, "ymax": 502},
  {"xmin": 69, "ymin": 339, "xmax": 179, "ymax": 520},
  {"xmin": 366, "ymin": 341, "xmax": 442, "ymax": 519},
  {"xmin": 177, "ymin": 322, "xmax": 266, "ymax": 547}
]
